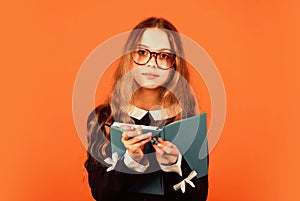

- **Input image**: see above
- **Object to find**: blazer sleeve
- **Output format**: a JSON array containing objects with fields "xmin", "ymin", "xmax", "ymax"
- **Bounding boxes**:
[
  {"xmin": 85, "ymin": 105, "xmax": 150, "ymax": 200},
  {"xmin": 162, "ymin": 155, "xmax": 209, "ymax": 201},
  {"xmin": 85, "ymin": 156, "xmax": 151, "ymax": 201}
]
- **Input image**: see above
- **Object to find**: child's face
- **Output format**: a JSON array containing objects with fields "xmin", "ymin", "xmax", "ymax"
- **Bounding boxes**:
[{"xmin": 132, "ymin": 28, "xmax": 174, "ymax": 89}]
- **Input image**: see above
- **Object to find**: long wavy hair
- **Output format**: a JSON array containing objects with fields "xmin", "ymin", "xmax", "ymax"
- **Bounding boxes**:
[{"xmin": 86, "ymin": 17, "xmax": 196, "ymax": 166}]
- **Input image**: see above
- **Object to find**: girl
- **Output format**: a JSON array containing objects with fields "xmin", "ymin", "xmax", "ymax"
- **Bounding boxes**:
[{"xmin": 85, "ymin": 17, "xmax": 208, "ymax": 201}]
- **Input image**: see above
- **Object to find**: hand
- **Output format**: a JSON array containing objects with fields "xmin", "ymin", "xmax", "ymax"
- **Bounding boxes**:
[
  {"xmin": 152, "ymin": 138, "xmax": 180, "ymax": 165},
  {"xmin": 121, "ymin": 125, "xmax": 152, "ymax": 163}
]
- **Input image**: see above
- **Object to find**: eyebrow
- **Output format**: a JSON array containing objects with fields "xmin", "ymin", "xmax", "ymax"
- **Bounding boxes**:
[{"xmin": 136, "ymin": 44, "xmax": 173, "ymax": 52}]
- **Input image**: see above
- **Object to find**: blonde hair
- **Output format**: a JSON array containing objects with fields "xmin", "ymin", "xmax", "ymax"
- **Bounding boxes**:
[{"xmin": 86, "ymin": 17, "xmax": 196, "ymax": 163}]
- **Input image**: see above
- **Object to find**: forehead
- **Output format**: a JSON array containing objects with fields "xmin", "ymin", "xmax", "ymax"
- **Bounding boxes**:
[{"xmin": 139, "ymin": 28, "xmax": 171, "ymax": 50}]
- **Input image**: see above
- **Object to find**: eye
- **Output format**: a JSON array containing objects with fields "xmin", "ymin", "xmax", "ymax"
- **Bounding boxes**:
[
  {"xmin": 137, "ymin": 49, "xmax": 147, "ymax": 56},
  {"xmin": 160, "ymin": 53, "xmax": 170, "ymax": 59}
]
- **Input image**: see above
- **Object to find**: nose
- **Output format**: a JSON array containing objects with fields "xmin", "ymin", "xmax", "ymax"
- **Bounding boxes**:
[{"xmin": 147, "ymin": 53, "xmax": 158, "ymax": 67}]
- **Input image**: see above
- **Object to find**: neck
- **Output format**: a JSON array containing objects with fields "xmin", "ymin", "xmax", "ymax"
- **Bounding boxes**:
[{"xmin": 132, "ymin": 87, "xmax": 163, "ymax": 110}]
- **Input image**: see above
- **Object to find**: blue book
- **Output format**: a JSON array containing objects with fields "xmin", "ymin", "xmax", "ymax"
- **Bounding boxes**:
[{"xmin": 110, "ymin": 113, "xmax": 208, "ymax": 195}]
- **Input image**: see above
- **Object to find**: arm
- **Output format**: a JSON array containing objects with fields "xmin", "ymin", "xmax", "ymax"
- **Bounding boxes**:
[
  {"xmin": 152, "ymin": 138, "xmax": 208, "ymax": 200},
  {"xmin": 162, "ymin": 155, "xmax": 209, "ymax": 201},
  {"xmin": 85, "ymin": 154, "xmax": 150, "ymax": 201},
  {"xmin": 85, "ymin": 106, "xmax": 139, "ymax": 200},
  {"xmin": 85, "ymin": 105, "xmax": 152, "ymax": 200}
]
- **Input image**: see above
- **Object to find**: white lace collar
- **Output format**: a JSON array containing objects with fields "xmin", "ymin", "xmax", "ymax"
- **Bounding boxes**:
[{"xmin": 124, "ymin": 104, "xmax": 182, "ymax": 121}]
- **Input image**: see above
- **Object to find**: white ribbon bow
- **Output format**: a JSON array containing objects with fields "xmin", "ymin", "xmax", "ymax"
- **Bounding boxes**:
[
  {"xmin": 104, "ymin": 152, "xmax": 119, "ymax": 172},
  {"xmin": 173, "ymin": 170, "xmax": 198, "ymax": 193}
]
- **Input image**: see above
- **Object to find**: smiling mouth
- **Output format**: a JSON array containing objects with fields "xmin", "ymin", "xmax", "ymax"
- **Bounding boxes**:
[{"xmin": 142, "ymin": 72, "xmax": 160, "ymax": 79}]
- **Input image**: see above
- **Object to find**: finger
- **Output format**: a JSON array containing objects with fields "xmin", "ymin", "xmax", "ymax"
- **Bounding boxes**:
[
  {"xmin": 166, "ymin": 147, "xmax": 180, "ymax": 156},
  {"xmin": 135, "ymin": 126, "xmax": 142, "ymax": 135},
  {"xmin": 119, "ymin": 125, "xmax": 134, "ymax": 131},
  {"xmin": 153, "ymin": 142, "xmax": 179, "ymax": 156},
  {"xmin": 157, "ymin": 137, "xmax": 164, "ymax": 143},
  {"xmin": 132, "ymin": 137, "xmax": 151, "ymax": 148},
  {"xmin": 163, "ymin": 143, "xmax": 180, "ymax": 156},
  {"xmin": 127, "ymin": 132, "xmax": 152, "ymax": 145},
  {"xmin": 123, "ymin": 130, "xmax": 140, "ymax": 138},
  {"xmin": 153, "ymin": 145, "xmax": 178, "ymax": 164},
  {"xmin": 121, "ymin": 133, "xmax": 129, "ymax": 142},
  {"xmin": 126, "ymin": 137, "xmax": 151, "ymax": 153},
  {"xmin": 157, "ymin": 138, "xmax": 174, "ymax": 149},
  {"xmin": 122, "ymin": 135, "xmax": 131, "ymax": 147},
  {"xmin": 157, "ymin": 138, "xmax": 179, "ymax": 155},
  {"xmin": 153, "ymin": 144, "xmax": 171, "ymax": 155},
  {"xmin": 152, "ymin": 144, "xmax": 165, "ymax": 156},
  {"xmin": 157, "ymin": 138, "xmax": 171, "ymax": 146}
]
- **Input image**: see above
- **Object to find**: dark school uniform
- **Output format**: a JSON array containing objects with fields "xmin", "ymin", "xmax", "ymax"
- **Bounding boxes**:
[{"xmin": 85, "ymin": 104, "xmax": 208, "ymax": 201}]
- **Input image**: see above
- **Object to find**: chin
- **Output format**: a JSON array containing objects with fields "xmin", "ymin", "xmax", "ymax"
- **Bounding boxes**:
[
  {"xmin": 134, "ymin": 77, "xmax": 166, "ymax": 90},
  {"xmin": 137, "ymin": 81, "xmax": 163, "ymax": 89},
  {"xmin": 139, "ymin": 84, "xmax": 161, "ymax": 89}
]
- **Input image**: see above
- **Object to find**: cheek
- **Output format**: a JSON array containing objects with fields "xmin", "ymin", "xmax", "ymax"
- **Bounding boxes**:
[
  {"xmin": 148, "ymin": 71, "xmax": 173, "ymax": 88},
  {"xmin": 159, "ymin": 71, "xmax": 172, "ymax": 84}
]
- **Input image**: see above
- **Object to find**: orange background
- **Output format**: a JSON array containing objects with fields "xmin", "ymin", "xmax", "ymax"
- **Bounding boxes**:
[{"xmin": 1, "ymin": 0, "xmax": 299, "ymax": 200}]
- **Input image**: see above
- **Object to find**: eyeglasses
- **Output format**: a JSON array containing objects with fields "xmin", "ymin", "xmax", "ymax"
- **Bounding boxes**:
[{"xmin": 131, "ymin": 48, "xmax": 176, "ymax": 70}]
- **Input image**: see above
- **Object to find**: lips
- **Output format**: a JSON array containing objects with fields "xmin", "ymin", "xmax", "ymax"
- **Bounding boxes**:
[{"xmin": 142, "ymin": 72, "xmax": 159, "ymax": 79}]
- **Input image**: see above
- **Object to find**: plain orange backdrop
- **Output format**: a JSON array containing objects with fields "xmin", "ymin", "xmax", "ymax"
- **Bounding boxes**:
[{"xmin": 1, "ymin": 0, "xmax": 299, "ymax": 201}]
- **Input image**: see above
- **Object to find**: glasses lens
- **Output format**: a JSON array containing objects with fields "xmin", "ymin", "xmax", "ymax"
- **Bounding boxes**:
[
  {"xmin": 132, "ymin": 49, "xmax": 150, "ymax": 65},
  {"xmin": 132, "ymin": 48, "xmax": 176, "ymax": 69},
  {"xmin": 157, "ymin": 52, "xmax": 176, "ymax": 69}
]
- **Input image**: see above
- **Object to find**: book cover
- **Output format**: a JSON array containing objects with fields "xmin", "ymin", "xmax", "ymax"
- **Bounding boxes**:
[{"xmin": 109, "ymin": 113, "xmax": 208, "ymax": 194}]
